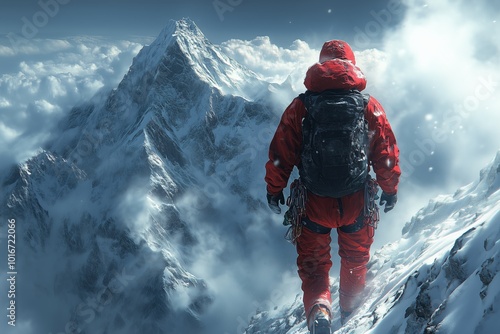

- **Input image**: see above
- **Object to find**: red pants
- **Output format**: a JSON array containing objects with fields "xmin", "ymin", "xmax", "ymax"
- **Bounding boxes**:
[{"xmin": 296, "ymin": 190, "xmax": 374, "ymax": 319}]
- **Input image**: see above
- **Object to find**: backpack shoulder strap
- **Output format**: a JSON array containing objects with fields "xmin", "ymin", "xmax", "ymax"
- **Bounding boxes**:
[
  {"xmin": 362, "ymin": 94, "xmax": 370, "ymax": 108},
  {"xmin": 299, "ymin": 90, "xmax": 367, "ymax": 113},
  {"xmin": 297, "ymin": 90, "xmax": 312, "ymax": 109},
  {"xmin": 298, "ymin": 93, "xmax": 306, "ymax": 103}
]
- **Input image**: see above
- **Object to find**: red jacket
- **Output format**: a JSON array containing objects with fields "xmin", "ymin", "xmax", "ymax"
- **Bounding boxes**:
[{"xmin": 265, "ymin": 58, "xmax": 401, "ymax": 227}]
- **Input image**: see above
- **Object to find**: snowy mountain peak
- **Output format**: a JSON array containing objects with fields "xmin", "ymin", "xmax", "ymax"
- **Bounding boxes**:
[
  {"xmin": 164, "ymin": 18, "xmax": 206, "ymax": 42},
  {"xmin": 165, "ymin": 17, "xmax": 203, "ymax": 35},
  {"xmin": 146, "ymin": 18, "xmax": 207, "ymax": 61},
  {"xmin": 124, "ymin": 18, "xmax": 266, "ymax": 101},
  {"xmin": 1, "ymin": 18, "xmax": 281, "ymax": 334}
]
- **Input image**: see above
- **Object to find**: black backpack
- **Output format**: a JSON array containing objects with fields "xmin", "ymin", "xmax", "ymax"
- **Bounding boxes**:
[{"xmin": 298, "ymin": 89, "xmax": 370, "ymax": 198}]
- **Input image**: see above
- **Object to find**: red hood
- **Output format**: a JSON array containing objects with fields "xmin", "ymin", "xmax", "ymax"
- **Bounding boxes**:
[{"xmin": 304, "ymin": 59, "xmax": 367, "ymax": 92}]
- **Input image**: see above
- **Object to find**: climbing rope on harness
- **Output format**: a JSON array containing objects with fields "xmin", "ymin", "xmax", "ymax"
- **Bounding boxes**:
[
  {"xmin": 364, "ymin": 176, "xmax": 380, "ymax": 238},
  {"xmin": 283, "ymin": 179, "xmax": 308, "ymax": 245},
  {"xmin": 283, "ymin": 177, "xmax": 379, "ymax": 242}
]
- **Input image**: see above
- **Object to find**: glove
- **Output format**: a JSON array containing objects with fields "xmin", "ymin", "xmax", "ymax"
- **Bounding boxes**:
[
  {"xmin": 267, "ymin": 191, "xmax": 285, "ymax": 214},
  {"xmin": 379, "ymin": 192, "xmax": 397, "ymax": 213}
]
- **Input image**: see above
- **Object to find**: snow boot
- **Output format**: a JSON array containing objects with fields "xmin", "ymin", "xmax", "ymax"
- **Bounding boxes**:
[{"xmin": 308, "ymin": 305, "xmax": 331, "ymax": 334}]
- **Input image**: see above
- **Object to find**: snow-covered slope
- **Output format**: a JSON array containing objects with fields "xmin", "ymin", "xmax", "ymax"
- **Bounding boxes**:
[
  {"xmin": 244, "ymin": 151, "xmax": 500, "ymax": 334},
  {"xmin": 0, "ymin": 18, "xmax": 281, "ymax": 334}
]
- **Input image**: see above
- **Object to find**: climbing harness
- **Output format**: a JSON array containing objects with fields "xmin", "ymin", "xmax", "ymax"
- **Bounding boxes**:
[{"xmin": 283, "ymin": 176, "xmax": 380, "ymax": 243}]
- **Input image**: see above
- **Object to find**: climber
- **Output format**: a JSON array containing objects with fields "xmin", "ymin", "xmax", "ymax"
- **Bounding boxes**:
[{"xmin": 265, "ymin": 40, "xmax": 401, "ymax": 333}]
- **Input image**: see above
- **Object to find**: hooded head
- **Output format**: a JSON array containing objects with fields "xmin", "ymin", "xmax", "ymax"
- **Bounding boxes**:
[
  {"xmin": 319, "ymin": 40, "xmax": 356, "ymax": 64},
  {"xmin": 304, "ymin": 39, "xmax": 365, "ymax": 92}
]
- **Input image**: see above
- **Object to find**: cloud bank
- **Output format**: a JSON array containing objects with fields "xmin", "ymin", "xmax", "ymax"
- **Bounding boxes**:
[
  {"xmin": 221, "ymin": 36, "xmax": 318, "ymax": 91},
  {"xmin": 368, "ymin": 0, "xmax": 500, "ymax": 243},
  {"xmin": 0, "ymin": 37, "xmax": 148, "ymax": 173}
]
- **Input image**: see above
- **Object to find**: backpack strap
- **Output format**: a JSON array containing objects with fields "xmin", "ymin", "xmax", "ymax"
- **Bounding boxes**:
[
  {"xmin": 299, "ymin": 90, "xmax": 369, "ymax": 107},
  {"xmin": 298, "ymin": 90, "xmax": 369, "ymax": 122},
  {"xmin": 297, "ymin": 91, "xmax": 311, "ymax": 110},
  {"xmin": 362, "ymin": 94, "xmax": 370, "ymax": 108}
]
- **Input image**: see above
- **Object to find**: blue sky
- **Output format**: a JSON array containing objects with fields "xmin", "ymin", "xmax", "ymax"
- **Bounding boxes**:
[{"xmin": 0, "ymin": 0, "xmax": 404, "ymax": 48}]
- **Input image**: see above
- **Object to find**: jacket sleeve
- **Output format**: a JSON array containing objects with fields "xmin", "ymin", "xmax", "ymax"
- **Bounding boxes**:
[
  {"xmin": 365, "ymin": 96, "xmax": 401, "ymax": 194},
  {"xmin": 265, "ymin": 98, "xmax": 305, "ymax": 195}
]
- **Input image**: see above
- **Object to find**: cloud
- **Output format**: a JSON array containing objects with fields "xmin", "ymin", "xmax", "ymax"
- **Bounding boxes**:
[
  {"xmin": 220, "ymin": 36, "xmax": 393, "ymax": 97},
  {"xmin": 368, "ymin": 0, "xmax": 500, "ymax": 236},
  {"xmin": 174, "ymin": 189, "xmax": 298, "ymax": 334},
  {"xmin": 0, "ymin": 37, "xmax": 73, "ymax": 56},
  {"xmin": 0, "ymin": 37, "xmax": 148, "ymax": 173},
  {"xmin": 221, "ymin": 36, "xmax": 318, "ymax": 92}
]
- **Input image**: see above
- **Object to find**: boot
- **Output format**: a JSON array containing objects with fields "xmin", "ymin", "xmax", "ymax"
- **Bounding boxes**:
[{"xmin": 308, "ymin": 304, "xmax": 331, "ymax": 334}]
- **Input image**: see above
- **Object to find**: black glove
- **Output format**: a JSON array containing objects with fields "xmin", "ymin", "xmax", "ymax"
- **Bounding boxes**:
[
  {"xmin": 379, "ymin": 192, "xmax": 397, "ymax": 213},
  {"xmin": 267, "ymin": 191, "xmax": 285, "ymax": 214}
]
